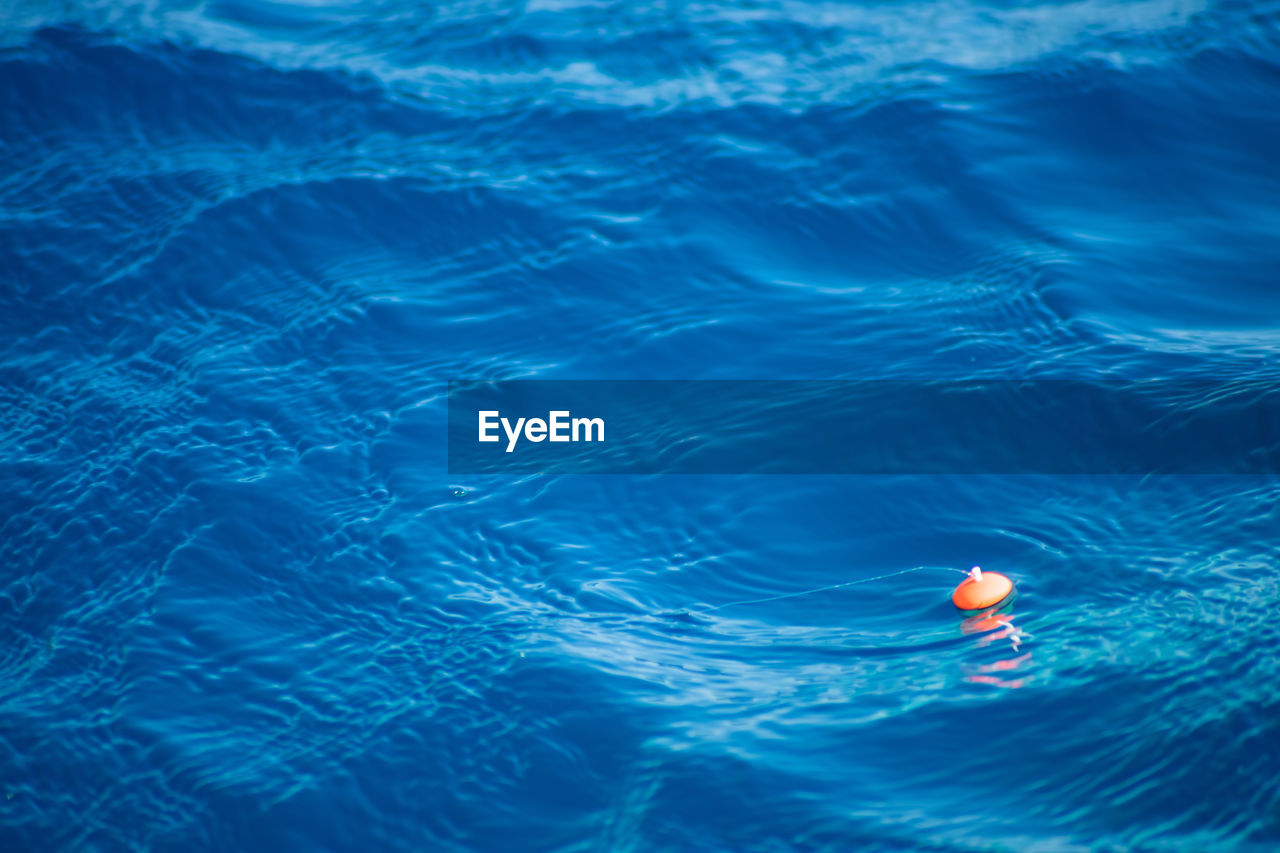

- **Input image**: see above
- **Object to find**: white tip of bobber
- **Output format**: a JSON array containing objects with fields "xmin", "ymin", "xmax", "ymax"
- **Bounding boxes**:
[{"xmin": 971, "ymin": 565, "xmax": 983, "ymax": 582}]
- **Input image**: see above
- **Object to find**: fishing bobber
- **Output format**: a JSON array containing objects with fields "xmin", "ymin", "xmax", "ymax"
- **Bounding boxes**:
[{"xmin": 951, "ymin": 565, "xmax": 1014, "ymax": 611}]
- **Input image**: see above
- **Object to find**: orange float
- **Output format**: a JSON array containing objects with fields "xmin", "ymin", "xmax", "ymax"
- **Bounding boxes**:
[{"xmin": 951, "ymin": 565, "xmax": 1013, "ymax": 610}]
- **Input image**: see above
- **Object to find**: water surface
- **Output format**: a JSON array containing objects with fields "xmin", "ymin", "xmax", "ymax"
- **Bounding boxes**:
[{"xmin": 2, "ymin": 1, "xmax": 1280, "ymax": 849}]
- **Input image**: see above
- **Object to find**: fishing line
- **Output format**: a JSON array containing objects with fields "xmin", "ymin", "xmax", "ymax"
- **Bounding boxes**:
[{"xmin": 694, "ymin": 566, "xmax": 969, "ymax": 614}]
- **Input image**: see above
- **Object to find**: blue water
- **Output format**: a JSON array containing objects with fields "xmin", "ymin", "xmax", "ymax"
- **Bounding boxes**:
[{"xmin": 3, "ymin": 1, "xmax": 1280, "ymax": 850}]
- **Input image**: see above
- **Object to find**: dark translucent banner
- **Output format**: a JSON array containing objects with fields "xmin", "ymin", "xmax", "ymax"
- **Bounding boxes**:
[{"xmin": 446, "ymin": 380, "xmax": 1280, "ymax": 475}]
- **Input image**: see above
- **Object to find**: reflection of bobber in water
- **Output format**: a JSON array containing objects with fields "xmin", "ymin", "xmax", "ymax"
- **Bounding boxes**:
[
  {"xmin": 966, "ymin": 652, "xmax": 1032, "ymax": 689},
  {"xmin": 961, "ymin": 608, "xmax": 1023, "ymax": 650}
]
